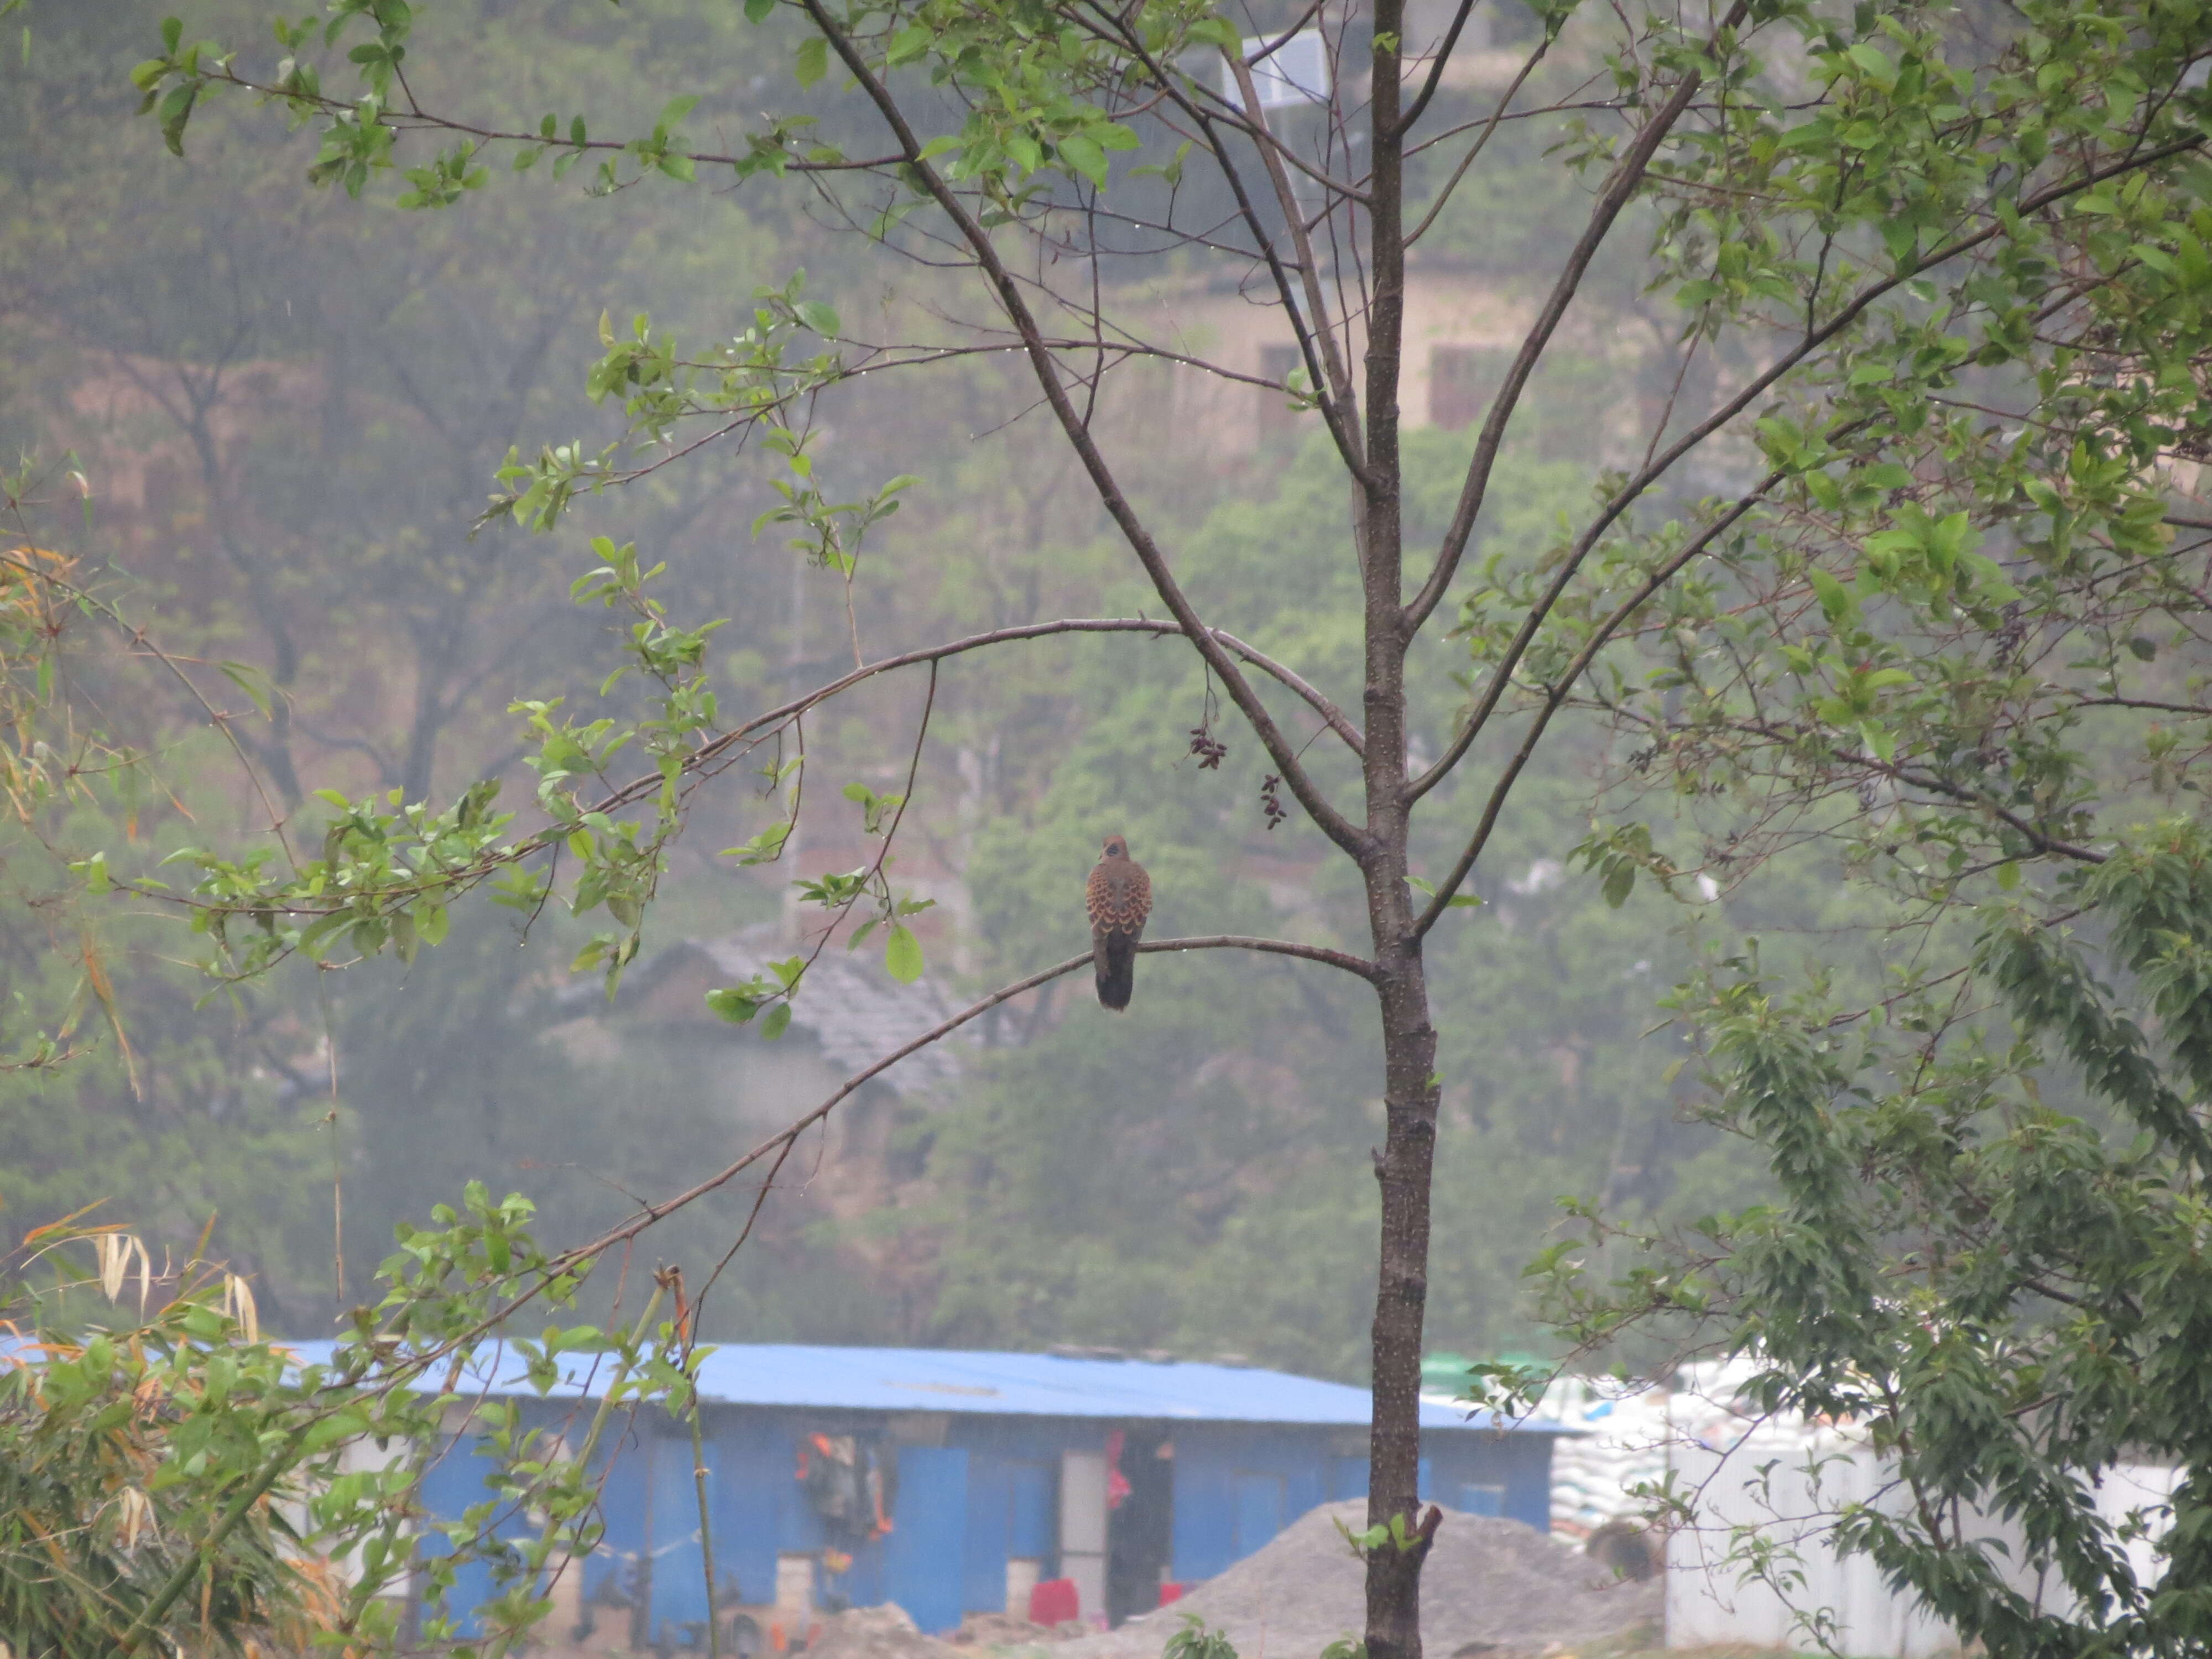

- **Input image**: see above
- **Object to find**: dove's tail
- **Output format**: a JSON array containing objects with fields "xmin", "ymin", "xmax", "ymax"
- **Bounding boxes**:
[{"xmin": 1095, "ymin": 933, "xmax": 1136, "ymax": 1010}]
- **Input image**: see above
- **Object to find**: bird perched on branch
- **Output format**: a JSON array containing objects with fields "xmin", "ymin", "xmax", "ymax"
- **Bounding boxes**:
[{"xmin": 1086, "ymin": 834, "xmax": 1151, "ymax": 1010}]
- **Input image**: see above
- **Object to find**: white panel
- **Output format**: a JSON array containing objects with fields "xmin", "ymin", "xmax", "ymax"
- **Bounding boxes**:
[
  {"xmin": 1063, "ymin": 1553, "xmax": 1105, "ymax": 1622},
  {"xmin": 1060, "ymin": 1449, "xmax": 1109, "ymax": 1620},
  {"xmin": 1060, "ymin": 1451, "xmax": 1109, "ymax": 1554},
  {"xmin": 1006, "ymin": 1557, "xmax": 1042, "ymax": 1619},
  {"xmin": 775, "ymin": 1552, "xmax": 817, "ymax": 1621}
]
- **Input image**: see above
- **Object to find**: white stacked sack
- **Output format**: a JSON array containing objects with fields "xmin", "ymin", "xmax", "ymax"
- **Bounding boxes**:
[{"xmin": 1532, "ymin": 1361, "xmax": 1826, "ymax": 1537}]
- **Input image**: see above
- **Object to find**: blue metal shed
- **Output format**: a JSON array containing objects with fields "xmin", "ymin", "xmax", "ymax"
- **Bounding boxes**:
[{"xmin": 291, "ymin": 1342, "xmax": 1567, "ymax": 1647}]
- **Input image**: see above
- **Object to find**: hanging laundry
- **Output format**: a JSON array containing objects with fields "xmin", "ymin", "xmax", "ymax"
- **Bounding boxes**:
[
  {"xmin": 797, "ymin": 1433, "xmax": 866, "ymax": 1530},
  {"xmin": 863, "ymin": 1442, "xmax": 895, "ymax": 1539},
  {"xmin": 797, "ymin": 1433, "xmax": 898, "ymax": 1541},
  {"xmin": 1104, "ymin": 1430, "xmax": 1131, "ymax": 1511}
]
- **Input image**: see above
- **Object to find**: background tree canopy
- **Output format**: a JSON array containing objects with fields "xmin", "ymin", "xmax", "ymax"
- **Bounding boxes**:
[{"xmin": 0, "ymin": 0, "xmax": 1764, "ymax": 1369}]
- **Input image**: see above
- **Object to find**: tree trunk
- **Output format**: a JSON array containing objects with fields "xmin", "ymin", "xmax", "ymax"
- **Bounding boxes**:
[
  {"xmin": 1363, "ymin": 943, "xmax": 1442, "ymax": 1659},
  {"xmin": 1360, "ymin": 0, "xmax": 1438, "ymax": 1643}
]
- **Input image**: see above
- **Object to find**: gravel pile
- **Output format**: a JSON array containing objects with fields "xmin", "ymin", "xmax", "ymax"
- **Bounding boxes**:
[
  {"xmin": 1055, "ymin": 1503, "xmax": 1662, "ymax": 1659},
  {"xmin": 953, "ymin": 1613, "xmax": 1084, "ymax": 1646}
]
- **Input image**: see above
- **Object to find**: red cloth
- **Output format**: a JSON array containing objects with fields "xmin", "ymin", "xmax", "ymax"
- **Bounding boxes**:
[
  {"xmin": 1157, "ymin": 1584, "xmax": 1186, "ymax": 1608},
  {"xmin": 1029, "ymin": 1578, "xmax": 1081, "ymax": 1626},
  {"xmin": 1104, "ymin": 1430, "xmax": 1131, "ymax": 1511}
]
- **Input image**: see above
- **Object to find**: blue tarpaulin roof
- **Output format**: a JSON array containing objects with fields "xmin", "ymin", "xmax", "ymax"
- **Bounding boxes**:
[{"xmin": 278, "ymin": 1341, "xmax": 1566, "ymax": 1433}]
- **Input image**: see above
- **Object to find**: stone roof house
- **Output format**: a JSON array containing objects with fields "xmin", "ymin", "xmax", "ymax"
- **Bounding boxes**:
[{"xmin": 547, "ymin": 925, "xmax": 982, "ymax": 1229}]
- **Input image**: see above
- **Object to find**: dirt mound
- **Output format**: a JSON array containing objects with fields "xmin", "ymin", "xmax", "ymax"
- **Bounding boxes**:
[
  {"xmin": 950, "ymin": 1612, "xmax": 1081, "ymax": 1646},
  {"xmin": 809, "ymin": 1604, "xmax": 969, "ymax": 1659},
  {"xmin": 1059, "ymin": 1502, "xmax": 1662, "ymax": 1659}
]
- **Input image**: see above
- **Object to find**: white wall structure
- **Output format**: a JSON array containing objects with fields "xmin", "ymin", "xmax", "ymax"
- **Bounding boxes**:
[
  {"xmin": 1659, "ymin": 1401, "xmax": 2178, "ymax": 1653},
  {"xmin": 2104, "ymin": 1464, "xmax": 2182, "ymax": 1592},
  {"xmin": 1665, "ymin": 1432, "xmax": 1959, "ymax": 1659},
  {"xmin": 1531, "ymin": 1365, "xmax": 2179, "ymax": 1654}
]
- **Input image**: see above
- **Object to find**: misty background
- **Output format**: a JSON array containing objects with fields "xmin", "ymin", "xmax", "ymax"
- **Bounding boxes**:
[{"xmin": 0, "ymin": 0, "xmax": 1860, "ymax": 1375}]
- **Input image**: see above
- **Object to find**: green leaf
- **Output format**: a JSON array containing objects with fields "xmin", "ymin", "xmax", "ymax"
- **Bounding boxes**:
[
  {"xmin": 217, "ymin": 662, "xmax": 275, "ymax": 719},
  {"xmin": 797, "ymin": 299, "xmax": 841, "ymax": 336},
  {"xmin": 1806, "ymin": 565, "xmax": 1859, "ymax": 627},
  {"xmin": 705, "ymin": 987, "xmax": 760, "ymax": 1024},
  {"xmin": 760, "ymin": 1002, "xmax": 793, "ymax": 1040},
  {"xmin": 1058, "ymin": 133, "xmax": 1108, "ymax": 187},
  {"xmin": 885, "ymin": 923, "xmax": 924, "ymax": 983},
  {"xmin": 1846, "ymin": 41, "xmax": 1892, "ymax": 79},
  {"xmin": 795, "ymin": 35, "xmax": 828, "ymax": 87}
]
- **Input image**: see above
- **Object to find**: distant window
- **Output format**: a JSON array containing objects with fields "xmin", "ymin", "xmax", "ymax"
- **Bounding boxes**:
[
  {"xmin": 1430, "ymin": 345, "xmax": 1500, "ymax": 431},
  {"xmin": 1221, "ymin": 30, "xmax": 1332, "ymax": 111},
  {"xmin": 1259, "ymin": 343, "xmax": 1308, "ymax": 439}
]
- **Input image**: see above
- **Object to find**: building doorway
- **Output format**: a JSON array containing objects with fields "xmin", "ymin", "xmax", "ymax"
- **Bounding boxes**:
[{"xmin": 1105, "ymin": 1426, "xmax": 1175, "ymax": 1627}]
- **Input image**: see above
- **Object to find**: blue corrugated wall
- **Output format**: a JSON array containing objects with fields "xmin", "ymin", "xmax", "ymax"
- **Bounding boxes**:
[{"xmin": 426, "ymin": 1404, "xmax": 1554, "ymax": 1644}]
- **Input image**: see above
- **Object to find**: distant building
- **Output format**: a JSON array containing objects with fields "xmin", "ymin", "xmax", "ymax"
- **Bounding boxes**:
[
  {"xmin": 1133, "ymin": 260, "xmax": 1544, "ymax": 456},
  {"xmin": 543, "ymin": 931, "xmax": 983, "ymax": 1269},
  {"xmin": 291, "ymin": 1342, "xmax": 1569, "ymax": 1647}
]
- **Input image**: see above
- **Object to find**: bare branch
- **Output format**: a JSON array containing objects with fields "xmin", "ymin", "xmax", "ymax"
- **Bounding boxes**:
[
  {"xmin": 1076, "ymin": 8, "xmax": 1375, "ymax": 481},
  {"xmin": 1396, "ymin": 0, "xmax": 1495, "ymax": 139},
  {"xmin": 794, "ymin": 0, "xmax": 1372, "ymax": 858},
  {"xmin": 2070, "ymin": 696, "xmax": 2212, "ymax": 717},
  {"xmin": 1404, "ymin": 39, "xmax": 1551, "ymax": 248},
  {"xmin": 1403, "ymin": 132, "xmax": 2207, "ymax": 807},
  {"xmin": 1227, "ymin": 50, "xmax": 1365, "ymax": 442},
  {"xmin": 0, "ymin": 545, "xmax": 302, "ymax": 875},
  {"xmin": 1404, "ymin": 2, "xmax": 1747, "ymax": 635},
  {"xmin": 140, "ymin": 617, "xmax": 1361, "ymax": 934},
  {"xmin": 1412, "ymin": 466, "xmax": 1784, "ymax": 938},
  {"xmin": 701, "ymin": 616, "xmax": 1365, "ymax": 765},
  {"xmin": 547, "ymin": 932, "xmax": 1379, "ymax": 1266},
  {"xmin": 195, "ymin": 64, "xmax": 903, "ymax": 174}
]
